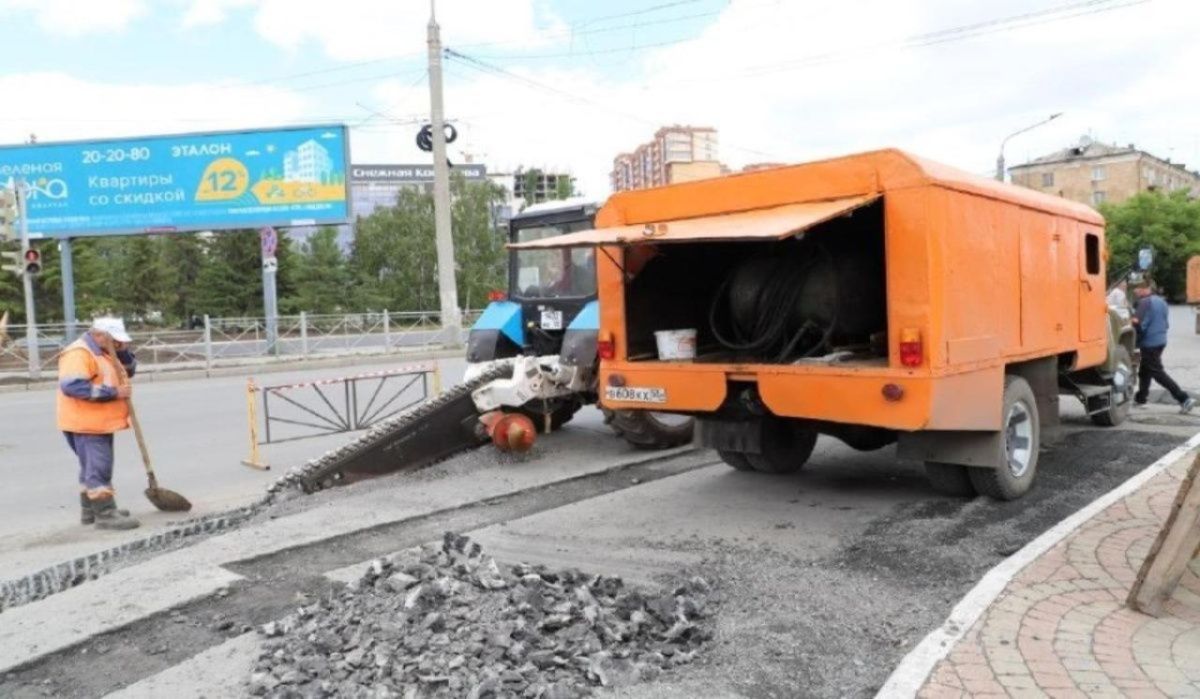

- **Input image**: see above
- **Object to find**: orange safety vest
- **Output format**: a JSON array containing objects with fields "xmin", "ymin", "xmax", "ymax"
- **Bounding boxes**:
[{"xmin": 56, "ymin": 338, "xmax": 131, "ymax": 434}]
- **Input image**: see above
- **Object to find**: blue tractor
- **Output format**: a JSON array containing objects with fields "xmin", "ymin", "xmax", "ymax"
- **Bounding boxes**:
[{"xmin": 466, "ymin": 198, "xmax": 694, "ymax": 448}]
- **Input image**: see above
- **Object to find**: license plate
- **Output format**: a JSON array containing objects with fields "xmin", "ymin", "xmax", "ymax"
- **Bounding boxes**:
[
  {"xmin": 540, "ymin": 309, "xmax": 563, "ymax": 330},
  {"xmin": 605, "ymin": 386, "xmax": 667, "ymax": 404}
]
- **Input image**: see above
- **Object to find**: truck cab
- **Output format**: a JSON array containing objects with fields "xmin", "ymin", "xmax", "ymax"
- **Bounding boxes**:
[{"xmin": 467, "ymin": 198, "xmax": 599, "ymax": 363}]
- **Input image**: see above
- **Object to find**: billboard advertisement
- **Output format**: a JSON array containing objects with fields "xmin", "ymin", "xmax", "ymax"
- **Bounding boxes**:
[{"xmin": 0, "ymin": 124, "xmax": 350, "ymax": 237}]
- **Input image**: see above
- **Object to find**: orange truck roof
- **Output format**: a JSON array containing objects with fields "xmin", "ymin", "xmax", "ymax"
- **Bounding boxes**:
[{"xmin": 574, "ymin": 148, "xmax": 1101, "ymax": 237}]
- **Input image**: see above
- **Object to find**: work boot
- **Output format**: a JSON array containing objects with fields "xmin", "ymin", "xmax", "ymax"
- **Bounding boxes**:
[
  {"xmin": 80, "ymin": 493, "xmax": 129, "ymax": 525},
  {"xmin": 1182, "ymin": 397, "xmax": 1196, "ymax": 415},
  {"xmin": 92, "ymin": 498, "xmax": 140, "ymax": 530}
]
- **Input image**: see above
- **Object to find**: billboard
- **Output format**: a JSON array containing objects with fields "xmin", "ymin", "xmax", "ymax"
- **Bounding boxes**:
[{"xmin": 0, "ymin": 125, "xmax": 350, "ymax": 237}]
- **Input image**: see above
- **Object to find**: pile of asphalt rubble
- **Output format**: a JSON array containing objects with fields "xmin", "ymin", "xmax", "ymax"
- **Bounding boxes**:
[{"xmin": 251, "ymin": 533, "xmax": 714, "ymax": 698}]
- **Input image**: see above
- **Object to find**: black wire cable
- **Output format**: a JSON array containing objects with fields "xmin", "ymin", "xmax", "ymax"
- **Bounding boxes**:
[{"xmin": 707, "ymin": 243, "xmax": 839, "ymax": 362}]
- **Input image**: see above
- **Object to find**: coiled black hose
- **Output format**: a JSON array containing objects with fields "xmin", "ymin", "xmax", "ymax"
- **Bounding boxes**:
[{"xmin": 707, "ymin": 243, "xmax": 839, "ymax": 362}]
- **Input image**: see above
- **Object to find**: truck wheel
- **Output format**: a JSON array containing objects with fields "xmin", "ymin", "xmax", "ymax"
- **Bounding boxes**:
[
  {"xmin": 1090, "ymin": 345, "xmax": 1133, "ymax": 427},
  {"xmin": 968, "ymin": 375, "xmax": 1040, "ymax": 501},
  {"xmin": 746, "ymin": 419, "xmax": 818, "ymax": 474},
  {"xmin": 604, "ymin": 409, "xmax": 694, "ymax": 450},
  {"xmin": 518, "ymin": 400, "xmax": 581, "ymax": 432},
  {"xmin": 719, "ymin": 451, "xmax": 755, "ymax": 471},
  {"xmin": 925, "ymin": 462, "xmax": 976, "ymax": 496}
]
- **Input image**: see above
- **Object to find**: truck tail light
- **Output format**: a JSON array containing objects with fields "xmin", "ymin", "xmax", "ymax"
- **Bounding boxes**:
[
  {"xmin": 598, "ymin": 333, "xmax": 615, "ymax": 360},
  {"xmin": 487, "ymin": 289, "xmax": 506, "ymax": 302},
  {"xmin": 899, "ymin": 328, "xmax": 923, "ymax": 367}
]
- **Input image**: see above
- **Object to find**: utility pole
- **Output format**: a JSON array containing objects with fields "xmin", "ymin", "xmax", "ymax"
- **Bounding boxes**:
[
  {"xmin": 16, "ymin": 180, "xmax": 39, "ymax": 378},
  {"xmin": 427, "ymin": 0, "xmax": 462, "ymax": 336}
]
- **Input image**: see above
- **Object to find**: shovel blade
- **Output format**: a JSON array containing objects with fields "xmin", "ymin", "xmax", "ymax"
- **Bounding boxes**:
[{"xmin": 145, "ymin": 486, "xmax": 193, "ymax": 512}]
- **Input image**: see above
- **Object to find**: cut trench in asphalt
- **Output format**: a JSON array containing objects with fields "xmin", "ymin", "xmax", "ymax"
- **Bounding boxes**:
[
  {"xmin": 0, "ymin": 452, "xmax": 716, "ymax": 699},
  {"xmin": 0, "ymin": 429, "xmax": 1187, "ymax": 698}
]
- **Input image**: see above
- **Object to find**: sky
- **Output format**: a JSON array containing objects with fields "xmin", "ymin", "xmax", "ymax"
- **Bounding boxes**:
[{"xmin": 0, "ymin": 0, "xmax": 1196, "ymax": 198}]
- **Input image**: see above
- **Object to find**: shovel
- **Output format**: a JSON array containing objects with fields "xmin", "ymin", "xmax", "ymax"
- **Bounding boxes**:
[{"xmin": 109, "ymin": 349, "xmax": 193, "ymax": 512}]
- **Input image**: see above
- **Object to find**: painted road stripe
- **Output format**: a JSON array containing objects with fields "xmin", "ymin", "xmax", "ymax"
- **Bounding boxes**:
[{"xmin": 877, "ymin": 429, "xmax": 1200, "ymax": 698}]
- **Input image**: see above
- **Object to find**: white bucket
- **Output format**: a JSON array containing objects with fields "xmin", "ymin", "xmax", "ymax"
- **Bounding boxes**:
[{"xmin": 654, "ymin": 328, "xmax": 697, "ymax": 361}]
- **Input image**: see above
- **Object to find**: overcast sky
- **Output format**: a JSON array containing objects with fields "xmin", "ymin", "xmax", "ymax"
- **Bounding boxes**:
[{"xmin": 0, "ymin": 0, "xmax": 1194, "ymax": 197}]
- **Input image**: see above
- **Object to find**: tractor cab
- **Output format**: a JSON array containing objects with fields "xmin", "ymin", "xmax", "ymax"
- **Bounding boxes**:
[{"xmin": 468, "ymin": 198, "xmax": 599, "ymax": 362}]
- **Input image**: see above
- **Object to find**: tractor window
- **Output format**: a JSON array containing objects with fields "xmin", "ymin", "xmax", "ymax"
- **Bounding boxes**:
[{"xmin": 513, "ymin": 224, "xmax": 597, "ymax": 299}]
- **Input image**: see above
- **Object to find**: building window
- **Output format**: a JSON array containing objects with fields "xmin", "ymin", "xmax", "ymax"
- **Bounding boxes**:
[
  {"xmin": 1041, "ymin": 172, "xmax": 1054, "ymax": 187},
  {"xmin": 1091, "ymin": 166, "xmax": 1106, "ymax": 181},
  {"xmin": 1085, "ymin": 234, "xmax": 1100, "ymax": 275},
  {"xmin": 1092, "ymin": 191, "xmax": 1106, "ymax": 205}
]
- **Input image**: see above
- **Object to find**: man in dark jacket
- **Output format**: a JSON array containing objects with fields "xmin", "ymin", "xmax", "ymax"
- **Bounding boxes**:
[{"xmin": 1132, "ymin": 283, "xmax": 1194, "ymax": 413}]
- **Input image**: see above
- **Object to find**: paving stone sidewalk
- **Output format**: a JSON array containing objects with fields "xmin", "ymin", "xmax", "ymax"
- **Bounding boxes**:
[{"xmin": 919, "ymin": 453, "xmax": 1200, "ymax": 698}]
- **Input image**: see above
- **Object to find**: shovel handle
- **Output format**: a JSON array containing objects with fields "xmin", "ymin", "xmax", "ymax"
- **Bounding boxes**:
[{"xmin": 107, "ymin": 347, "xmax": 158, "ymax": 486}]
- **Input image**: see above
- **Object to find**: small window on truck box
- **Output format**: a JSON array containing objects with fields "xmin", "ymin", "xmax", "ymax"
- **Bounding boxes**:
[{"xmin": 1085, "ymin": 233, "xmax": 1101, "ymax": 275}]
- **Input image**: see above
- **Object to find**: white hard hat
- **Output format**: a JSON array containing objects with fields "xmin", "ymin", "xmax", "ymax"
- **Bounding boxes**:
[{"xmin": 91, "ymin": 317, "xmax": 132, "ymax": 343}]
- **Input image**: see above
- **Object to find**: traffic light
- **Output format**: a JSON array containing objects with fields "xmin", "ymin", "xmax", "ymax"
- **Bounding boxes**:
[
  {"xmin": 0, "ymin": 188, "xmax": 16, "ymax": 242},
  {"xmin": 23, "ymin": 247, "xmax": 41, "ymax": 276}
]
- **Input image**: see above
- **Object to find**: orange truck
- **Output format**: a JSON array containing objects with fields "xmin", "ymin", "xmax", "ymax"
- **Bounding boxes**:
[{"xmin": 513, "ymin": 149, "xmax": 1136, "ymax": 500}]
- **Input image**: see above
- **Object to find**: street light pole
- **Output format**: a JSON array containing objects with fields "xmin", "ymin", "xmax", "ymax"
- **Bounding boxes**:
[
  {"xmin": 996, "ymin": 112, "xmax": 1063, "ymax": 182},
  {"xmin": 427, "ymin": 0, "xmax": 462, "ymax": 337}
]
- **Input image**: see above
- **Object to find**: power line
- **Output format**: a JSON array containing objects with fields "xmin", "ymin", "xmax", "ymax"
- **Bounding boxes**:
[
  {"xmin": 443, "ymin": 48, "xmax": 778, "ymax": 160},
  {"xmin": 450, "ymin": 0, "xmax": 717, "ymax": 51},
  {"xmin": 685, "ymin": 0, "xmax": 1150, "ymax": 83}
]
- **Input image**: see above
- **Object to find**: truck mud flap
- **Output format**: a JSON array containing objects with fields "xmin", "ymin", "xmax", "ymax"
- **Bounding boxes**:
[{"xmin": 696, "ymin": 418, "xmax": 762, "ymax": 454}]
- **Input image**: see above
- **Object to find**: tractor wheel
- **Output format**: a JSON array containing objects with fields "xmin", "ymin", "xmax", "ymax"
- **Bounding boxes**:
[
  {"xmin": 745, "ymin": 419, "xmax": 818, "ymax": 474},
  {"xmin": 603, "ymin": 409, "xmax": 694, "ymax": 450}
]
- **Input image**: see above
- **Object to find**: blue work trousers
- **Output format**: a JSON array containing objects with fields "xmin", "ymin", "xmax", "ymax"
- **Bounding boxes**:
[{"xmin": 64, "ymin": 432, "xmax": 115, "ymax": 496}]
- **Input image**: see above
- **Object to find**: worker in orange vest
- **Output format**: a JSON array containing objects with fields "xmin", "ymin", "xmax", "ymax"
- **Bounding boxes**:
[{"xmin": 57, "ymin": 317, "xmax": 140, "ymax": 530}]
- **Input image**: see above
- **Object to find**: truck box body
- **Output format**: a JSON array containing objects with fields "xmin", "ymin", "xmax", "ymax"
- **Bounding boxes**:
[{"xmin": 516, "ymin": 149, "xmax": 1109, "ymax": 434}]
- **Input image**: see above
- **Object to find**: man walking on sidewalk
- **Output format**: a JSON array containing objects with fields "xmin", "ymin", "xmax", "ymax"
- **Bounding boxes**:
[
  {"xmin": 1132, "ymin": 282, "xmax": 1195, "ymax": 413},
  {"xmin": 58, "ymin": 317, "xmax": 141, "ymax": 530}
]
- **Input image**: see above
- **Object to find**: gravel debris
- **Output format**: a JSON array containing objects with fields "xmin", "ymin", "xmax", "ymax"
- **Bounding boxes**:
[{"xmin": 250, "ymin": 533, "xmax": 714, "ymax": 698}]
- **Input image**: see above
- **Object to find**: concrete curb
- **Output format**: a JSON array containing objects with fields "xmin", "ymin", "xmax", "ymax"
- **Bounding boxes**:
[
  {"xmin": 876, "ymin": 429, "xmax": 1200, "ymax": 698},
  {"xmin": 0, "ymin": 444, "xmax": 700, "ymax": 675}
]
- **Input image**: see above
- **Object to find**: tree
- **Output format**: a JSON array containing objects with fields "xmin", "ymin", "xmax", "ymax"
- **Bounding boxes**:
[
  {"xmin": 521, "ymin": 168, "xmax": 543, "ymax": 208},
  {"xmin": 553, "ymin": 175, "xmax": 576, "ymax": 201},
  {"xmin": 351, "ymin": 176, "xmax": 508, "ymax": 312},
  {"xmin": 287, "ymin": 227, "xmax": 350, "ymax": 314},
  {"xmin": 450, "ymin": 175, "xmax": 508, "ymax": 310},
  {"xmin": 111, "ymin": 235, "xmax": 170, "ymax": 321},
  {"xmin": 1100, "ymin": 190, "xmax": 1200, "ymax": 300},
  {"xmin": 161, "ymin": 234, "xmax": 206, "ymax": 321}
]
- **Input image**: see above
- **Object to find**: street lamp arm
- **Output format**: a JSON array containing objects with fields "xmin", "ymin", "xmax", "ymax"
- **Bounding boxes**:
[{"xmin": 996, "ymin": 112, "xmax": 1063, "ymax": 182}]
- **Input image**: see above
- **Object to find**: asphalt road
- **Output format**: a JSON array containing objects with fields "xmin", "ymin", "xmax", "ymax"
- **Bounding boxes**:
[
  {"xmin": 0, "ymin": 412, "xmax": 1188, "ymax": 698},
  {"xmin": 0, "ymin": 354, "xmax": 475, "ymax": 544}
]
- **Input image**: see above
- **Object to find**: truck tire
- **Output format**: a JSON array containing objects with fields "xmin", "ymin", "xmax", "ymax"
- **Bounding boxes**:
[
  {"xmin": 746, "ymin": 419, "xmax": 818, "ymax": 474},
  {"xmin": 1090, "ymin": 345, "xmax": 1133, "ymax": 427},
  {"xmin": 719, "ymin": 451, "xmax": 755, "ymax": 471},
  {"xmin": 968, "ymin": 375, "xmax": 1040, "ymax": 501},
  {"xmin": 925, "ymin": 462, "xmax": 976, "ymax": 496},
  {"xmin": 604, "ymin": 409, "xmax": 694, "ymax": 450}
]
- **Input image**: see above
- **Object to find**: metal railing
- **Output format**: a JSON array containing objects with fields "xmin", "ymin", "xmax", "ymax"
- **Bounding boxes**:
[{"xmin": 0, "ymin": 309, "xmax": 481, "ymax": 383}]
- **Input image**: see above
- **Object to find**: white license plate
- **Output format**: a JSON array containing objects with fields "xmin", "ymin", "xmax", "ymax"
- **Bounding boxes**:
[
  {"xmin": 605, "ymin": 386, "xmax": 667, "ymax": 404},
  {"xmin": 540, "ymin": 309, "xmax": 563, "ymax": 330}
]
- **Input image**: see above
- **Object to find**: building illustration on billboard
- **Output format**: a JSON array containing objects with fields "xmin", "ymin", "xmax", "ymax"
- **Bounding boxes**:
[
  {"xmin": 284, "ymin": 139, "xmax": 335, "ymax": 184},
  {"xmin": 0, "ymin": 125, "xmax": 351, "ymax": 237}
]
